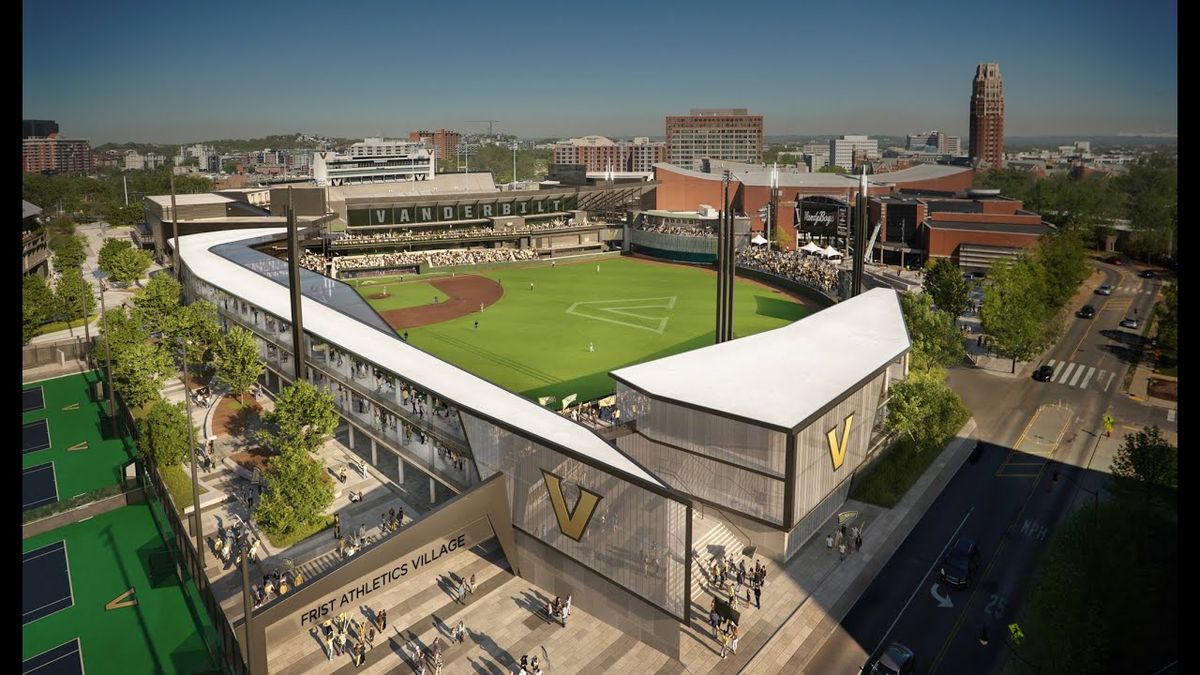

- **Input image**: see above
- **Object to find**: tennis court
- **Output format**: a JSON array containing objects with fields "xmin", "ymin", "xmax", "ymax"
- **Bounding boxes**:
[
  {"xmin": 23, "ymin": 541, "xmax": 74, "ymax": 624},
  {"xmin": 23, "ymin": 463, "xmax": 58, "ymax": 511},
  {"xmin": 22, "ymin": 638, "xmax": 84, "ymax": 675},
  {"xmin": 21, "ymin": 504, "xmax": 221, "ymax": 675},
  {"xmin": 22, "ymin": 371, "xmax": 136, "ymax": 502},
  {"xmin": 24, "ymin": 386, "xmax": 45, "ymax": 413}
]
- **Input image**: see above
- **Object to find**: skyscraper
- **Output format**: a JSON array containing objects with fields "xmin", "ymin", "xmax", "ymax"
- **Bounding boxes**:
[
  {"xmin": 665, "ymin": 108, "xmax": 763, "ymax": 170},
  {"xmin": 969, "ymin": 63, "xmax": 1004, "ymax": 169}
]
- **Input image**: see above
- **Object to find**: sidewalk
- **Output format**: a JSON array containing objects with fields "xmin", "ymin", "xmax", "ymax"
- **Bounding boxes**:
[{"xmin": 742, "ymin": 419, "xmax": 979, "ymax": 673}]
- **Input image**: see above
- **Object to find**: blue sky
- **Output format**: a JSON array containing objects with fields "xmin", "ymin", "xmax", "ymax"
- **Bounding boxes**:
[{"xmin": 23, "ymin": 0, "xmax": 1176, "ymax": 144}]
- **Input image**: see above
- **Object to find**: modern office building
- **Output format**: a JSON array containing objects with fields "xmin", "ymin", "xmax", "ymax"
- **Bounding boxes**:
[
  {"xmin": 554, "ymin": 136, "xmax": 667, "ymax": 173},
  {"xmin": 174, "ymin": 226, "xmax": 910, "ymax": 670},
  {"xmin": 829, "ymin": 135, "xmax": 880, "ymax": 171},
  {"xmin": 906, "ymin": 130, "xmax": 962, "ymax": 156},
  {"xmin": 409, "ymin": 129, "xmax": 462, "ymax": 162},
  {"xmin": 312, "ymin": 140, "xmax": 436, "ymax": 187},
  {"xmin": 23, "ymin": 134, "xmax": 94, "ymax": 174},
  {"xmin": 665, "ymin": 108, "xmax": 763, "ymax": 170},
  {"xmin": 23, "ymin": 200, "xmax": 49, "ymax": 277},
  {"xmin": 969, "ymin": 62, "xmax": 1005, "ymax": 169}
]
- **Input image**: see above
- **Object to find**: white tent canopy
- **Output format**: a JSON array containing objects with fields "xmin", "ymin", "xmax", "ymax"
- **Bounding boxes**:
[
  {"xmin": 821, "ymin": 245, "xmax": 842, "ymax": 259},
  {"xmin": 750, "ymin": 234, "xmax": 768, "ymax": 245},
  {"xmin": 800, "ymin": 241, "xmax": 822, "ymax": 254}
]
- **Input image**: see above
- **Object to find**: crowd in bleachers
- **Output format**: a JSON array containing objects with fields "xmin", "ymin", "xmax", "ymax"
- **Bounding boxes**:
[
  {"xmin": 637, "ymin": 224, "xmax": 716, "ymax": 238},
  {"xmin": 334, "ymin": 248, "xmax": 537, "ymax": 270},
  {"xmin": 331, "ymin": 218, "xmax": 584, "ymax": 247},
  {"xmin": 736, "ymin": 248, "xmax": 841, "ymax": 292},
  {"xmin": 300, "ymin": 251, "xmax": 327, "ymax": 273}
]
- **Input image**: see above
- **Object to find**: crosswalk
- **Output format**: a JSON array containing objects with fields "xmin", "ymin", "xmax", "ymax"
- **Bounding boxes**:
[
  {"xmin": 1111, "ymin": 284, "xmax": 1156, "ymax": 294},
  {"xmin": 1044, "ymin": 360, "xmax": 1115, "ymax": 392}
]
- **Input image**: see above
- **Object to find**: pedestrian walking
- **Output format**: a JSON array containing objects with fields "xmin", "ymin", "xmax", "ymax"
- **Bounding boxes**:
[
  {"xmin": 529, "ymin": 282, "xmax": 534, "ymax": 291},
  {"xmin": 469, "ymin": 574, "xmax": 476, "ymax": 595},
  {"xmin": 565, "ymin": 595, "xmax": 572, "ymax": 618},
  {"xmin": 719, "ymin": 628, "xmax": 732, "ymax": 659},
  {"xmin": 708, "ymin": 601, "xmax": 720, "ymax": 635},
  {"xmin": 856, "ymin": 532, "xmax": 863, "ymax": 551},
  {"xmin": 826, "ymin": 532, "xmax": 833, "ymax": 551},
  {"xmin": 753, "ymin": 582, "xmax": 761, "ymax": 609},
  {"xmin": 474, "ymin": 321, "xmax": 479, "ymax": 330},
  {"xmin": 458, "ymin": 575, "xmax": 468, "ymax": 602},
  {"xmin": 379, "ymin": 608, "xmax": 387, "ymax": 631},
  {"xmin": 731, "ymin": 625, "xmax": 740, "ymax": 654},
  {"xmin": 839, "ymin": 541, "xmax": 847, "ymax": 560}
]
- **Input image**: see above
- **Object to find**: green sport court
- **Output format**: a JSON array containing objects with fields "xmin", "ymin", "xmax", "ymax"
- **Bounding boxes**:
[
  {"xmin": 23, "ymin": 370, "xmax": 137, "ymax": 510},
  {"xmin": 22, "ymin": 502, "xmax": 221, "ymax": 674},
  {"xmin": 353, "ymin": 256, "xmax": 811, "ymax": 402}
]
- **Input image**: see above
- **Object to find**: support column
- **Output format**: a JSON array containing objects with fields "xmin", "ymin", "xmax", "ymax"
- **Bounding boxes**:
[
  {"xmin": 371, "ymin": 438, "xmax": 377, "ymax": 465},
  {"xmin": 348, "ymin": 424, "xmax": 355, "ymax": 449},
  {"xmin": 398, "ymin": 458, "xmax": 405, "ymax": 483},
  {"xmin": 429, "ymin": 476, "xmax": 436, "ymax": 504}
]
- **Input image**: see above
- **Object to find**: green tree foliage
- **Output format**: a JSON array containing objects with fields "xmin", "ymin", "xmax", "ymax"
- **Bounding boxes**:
[
  {"xmin": 1116, "ymin": 155, "xmax": 1177, "ymax": 260},
  {"xmin": 104, "ymin": 202, "xmax": 144, "ymax": 228},
  {"xmin": 51, "ymin": 234, "xmax": 87, "ymax": 272},
  {"xmin": 973, "ymin": 167, "xmax": 1036, "ymax": 203},
  {"xmin": 168, "ymin": 300, "xmax": 221, "ymax": 362},
  {"xmin": 107, "ymin": 246, "xmax": 152, "ymax": 286},
  {"xmin": 214, "ymin": 327, "xmax": 264, "ymax": 404},
  {"xmin": 1033, "ymin": 229, "xmax": 1089, "ymax": 308},
  {"xmin": 1154, "ymin": 282, "xmax": 1177, "ymax": 352},
  {"xmin": 97, "ymin": 237, "xmax": 132, "ymax": 273},
  {"xmin": 136, "ymin": 398, "xmax": 196, "ymax": 467},
  {"xmin": 98, "ymin": 305, "xmax": 149, "ymax": 356},
  {"xmin": 898, "ymin": 291, "xmax": 965, "ymax": 371},
  {"xmin": 922, "ymin": 258, "xmax": 970, "ymax": 318},
  {"xmin": 24, "ymin": 168, "xmax": 214, "ymax": 222},
  {"xmin": 259, "ymin": 380, "xmax": 338, "ymax": 455},
  {"xmin": 53, "ymin": 266, "xmax": 96, "ymax": 324},
  {"xmin": 437, "ymin": 146, "xmax": 552, "ymax": 183},
  {"xmin": 817, "ymin": 164, "xmax": 848, "ymax": 174},
  {"xmin": 23, "ymin": 274, "xmax": 55, "ymax": 343},
  {"xmin": 980, "ymin": 257, "xmax": 1051, "ymax": 372},
  {"xmin": 110, "ymin": 340, "xmax": 174, "ymax": 408},
  {"xmin": 1111, "ymin": 425, "xmax": 1177, "ymax": 502},
  {"xmin": 885, "ymin": 367, "xmax": 968, "ymax": 447},
  {"xmin": 254, "ymin": 444, "xmax": 335, "ymax": 539},
  {"xmin": 773, "ymin": 219, "xmax": 792, "ymax": 250},
  {"xmin": 133, "ymin": 273, "xmax": 182, "ymax": 336}
]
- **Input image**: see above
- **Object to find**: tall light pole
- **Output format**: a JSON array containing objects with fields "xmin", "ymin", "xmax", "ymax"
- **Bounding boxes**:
[
  {"xmin": 769, "ymin": 162, "xmax": 780, "ymax": 249},
  {"xmin": 179, "ymin": 334, "xmax": 205, "ymax": 567},
  {"xmin": 170, "ymin": 172, "xmax": 180, "ymax": 276},
  {"xmin": 512, "ymin": 142, "xmax": 518, "ymax": 185},
  {"xmin": 94, "ymin": 270, "xmax": 117, "ymax": 438}
]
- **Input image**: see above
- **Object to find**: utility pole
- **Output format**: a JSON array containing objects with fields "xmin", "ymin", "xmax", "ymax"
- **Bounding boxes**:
[{"xmin": 123, "ymin": 175, "xmax": 129, "ymax": 206}]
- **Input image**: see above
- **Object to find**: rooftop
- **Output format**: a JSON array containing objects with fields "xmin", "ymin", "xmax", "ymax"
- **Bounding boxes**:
[
  {"xmin": 611, "ymin": 288, "xmax": 910, "ymax": 431},
  {"xmin": 23, "ymin": 200, "xmax": 42, "ymax": 219},
  {"xmin": 924, "ymin": 220, "xmax": 1051, "ymax": 235},
  {"xmin": 146, "ymin": 193, "xmax": 236, "ymax": 207},
  {"xmin": 654, "ymin": 162, "xmax": 971, "ymax": 190}
]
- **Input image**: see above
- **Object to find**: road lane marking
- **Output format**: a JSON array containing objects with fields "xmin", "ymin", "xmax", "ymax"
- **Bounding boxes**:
[
  {"xmin": 1079, "ymin": 367, "xmax": 1096, "ymax": 389},
  {"xmin": 1069, "ymin": 366, "xmax": 1086, "ymax": 387},
  {"xmin": 871, "ymin": 508, "xmax": 975, "ymax": 660},
  {"xmin": 1104, "ymin": 372, "xmax": 1115, "ymax": 392},
  {"xmin": 1051, "ymin": 361, "xmax": 1066, "ymax": 381},
  {"xmin": 1057, "ymin": 363, "xmax": 1076, "ymax": 384}
]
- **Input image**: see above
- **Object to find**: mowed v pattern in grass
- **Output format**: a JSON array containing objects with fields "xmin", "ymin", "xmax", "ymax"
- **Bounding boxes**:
[{"xmin": 358, "ymin": 257, "xmax": 810, "ymax": 402}]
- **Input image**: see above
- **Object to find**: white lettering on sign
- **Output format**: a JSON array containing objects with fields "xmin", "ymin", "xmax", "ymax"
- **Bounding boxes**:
[
  {"xmin": 398, "ymin": 210, "xmax": 411, "ymax": 223},
  {"xmin": 501, "ymin": 203, "xmax": 512, "ymax": 216},
  {"xmin": 442, "ymin": 206, "xmax": 454, "ymax": 220},
  {"xmin": 482, "ymin": 204, "xmax": 494, "ymax": 217},
  {"xmin": 803, "ymin": 211, "xmax": 835, "ymax": 225},
  {"xmin": 376, "ymin": 210, "xmax": 387, "ymax": 223},
  {"xmin": 421, "ymin": 207, "xmax": 434, "ymax": 221},
  {"xmin": 463, "ymin": 205, "xmax": 474, "ymax": 219}
]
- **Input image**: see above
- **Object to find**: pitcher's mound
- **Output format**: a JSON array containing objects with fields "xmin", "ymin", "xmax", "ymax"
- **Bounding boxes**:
[{"xmin": 369, "ymin": 292, "xmax": 391, "ymax": 300}]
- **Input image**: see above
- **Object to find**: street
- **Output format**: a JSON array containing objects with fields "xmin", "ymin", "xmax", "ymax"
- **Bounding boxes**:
[{"xmin": 799, "ymin": 261, "xmax": 1175, "ymax": 674}]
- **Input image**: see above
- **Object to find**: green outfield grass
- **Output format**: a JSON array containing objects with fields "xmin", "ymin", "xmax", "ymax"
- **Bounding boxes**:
[
  {"xmin": 357, "ymin": 257, "xmax": 810, "ymax": 402},
  {"xmin": 351, "ymin": 277, "xmax": 443, "ymax": 311},
  {"xmin": 22, "ymin": 503, "xmax": 221, "ymax": 674},
  {"xmin": 23, "ymin": 370, "xmax": 137, "ymax": 503}
]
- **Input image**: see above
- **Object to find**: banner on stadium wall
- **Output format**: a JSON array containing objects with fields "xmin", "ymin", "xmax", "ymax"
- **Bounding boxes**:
[
  {"xmin": 598, "ymin": 395, "xmax": 617, "ymax": 407},
  {"xmin": 538, "ymin": 396, "xmax": 556, "ymax": 407},
  {"xmin": 561, "ymin": 393, "xmax": 578, "ymax": 410},
  {"xmin": 795, "ymin": 196, "xmax": 851, "ymax": 241},
  {"xmin": 349, "ymin": 195, "xmax": 578, "ymax": 227}
]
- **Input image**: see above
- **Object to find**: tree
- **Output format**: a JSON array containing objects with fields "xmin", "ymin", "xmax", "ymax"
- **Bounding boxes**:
[
  {"xmin": 980, "ymin": 257, "xmax": 1052, "ymax": 372},
  {"xmin": 1034, "ymin": 230, "xmax": 1089, "ymax": 309},
  {"xmin": 110, "ymin": 340, "xmax": 174, "ymax": 408},
  {"xmin": 136, "ymin": 398, "xmax": 197, "ymax": 467},
  {"xmin": 259, "ymin": 380, "xmax": 338, "ymax": 455},
  {"xmin": 133, "ymin": 273, "xmax": 182, "ymax": 336},
  {"xmin": 1111, "ymin": 425, "xmax": 1177, "ymax": 502},
  {"xmin": 254, "ymin": 443, "xmax": 335, "ymax": 539},
  {"xmin": 104, "ymin": 202, "xmax": 144, "ymax": 228},
  {"xmin": 52, "ymin": 234, "xmax": 87, "ymax": 271},
  {"xmin": 98, "ymin": 305, "xmax": 149, "ymax": 356},
  {"xmin": 53, "ymin": 266, "xmax": 96, "ymax": 324},
  {"xmin": 214, "ymin": 327, "xmax": 264, "ymax": 404},
  {"xmin": 898, "ymin": 291, "xmax": 965, "ymax": 370},
  {"xmin": 23, "ymin": 274, "xmax": 55, "ymax": 343},
  {"xmin": 1154, "ymin": 282, "xmax": 1177, "ymax": 353},
  {"xmin": 818, "ymin": 165, "xmax": 848, "ymax": 174},
  {"xmin": 167, "ymin": 300, "xmax": 221, "ymax": 365},
  {"xmin": 107, "ymin": 246, "xmax": 152, "ymax": 286},
  {"xmin": 97, "ymin": 237, "xmax": 133, "ymax": 275},
  {"xmin": 885, "ymin": 367, "xmax": 968, "ymax": 447},
  {"xmin": 922, "ymin": 258, "xmax": 971, "ymax": 318}
]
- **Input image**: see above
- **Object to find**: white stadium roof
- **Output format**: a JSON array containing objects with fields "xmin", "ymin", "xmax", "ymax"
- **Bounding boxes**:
[
  {"xmin": 177, "ymin": 228, "xmax": 664, "ymax": 487},
  {"xmin": 611, "ymin": 287, "xmax": 910, "ymax": 431}
]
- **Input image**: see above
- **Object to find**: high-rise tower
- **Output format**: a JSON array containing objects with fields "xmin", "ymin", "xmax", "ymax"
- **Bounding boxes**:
[{"xmin": 969, "ymin": 63, "xmax": 1005, "ymax": 169}]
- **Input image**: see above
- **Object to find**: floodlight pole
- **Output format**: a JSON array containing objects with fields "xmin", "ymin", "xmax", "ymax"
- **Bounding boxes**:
[
  {"xmin": 240, "ymin": 529, "xmax": 257, "ymax": 673},
  {"xmin": 181, "ymin": 337, "xmax": 205, "ymax": 568},
  {"xmin": 285, "ymin": 188, "xmax": 307, "ymax": 382},
  {"xmin": 98, "ymin": 277, "xmax": 117, "ymax": 437}
]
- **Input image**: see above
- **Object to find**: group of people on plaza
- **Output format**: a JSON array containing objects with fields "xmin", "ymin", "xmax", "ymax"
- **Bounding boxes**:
[
  {"xmin": 515, "ymin": 653, "xmax": 545, "ymax": 675},
  {"xmin": 736, "ymin": 247, "xmax": 841, "ymax": 292},
  {"xmin": 638, "ymin": 223, "xmax": 716, "ymax": 237},
  {"xmin": 316, "ymin": 606, "xmax": 388, "ymax": 668},
  {"xmin": 708, "ymin": 555, "xmax": 768, "ymax": 611},
  {"xmin": 253, "ymin": 567, "xmax": 303, "ymax": 608},
  {"xmin": 544, "ymin": 594, "xmax": 572, "ymax": 627},
  {"xmin": 561, "ymin": 400, "xmax": 620, "ymax": 428},
  {"xmin": 707, "ymin": 601, "xmax": 742, "ymax": 660},
  {"xmin": 212, "ymin": 520, "xmax": 260, "ymax": 569},
  {"xmin": 449, "ymin": 571, "xmax": 477, "ymax": 603},
  {"xmin": 826, "ymin": 522, "xmax": 864, "ymax": 560}
]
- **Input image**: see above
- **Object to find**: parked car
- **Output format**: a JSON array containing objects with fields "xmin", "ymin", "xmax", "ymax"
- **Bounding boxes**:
[
  {"xmin": 863, "ymin": 642, "xmax": 916, "ymax": 675},
  {"xmin": 1120, "ymin": 317, "xmax": 1140, "ymax": 329},
  {"xmin": 1106, "ymin": 256, "xmax": 1124, "ymax": 265},
  {"xmin": 1077, "ymin": 305, "xmax": 1096, "ymax": 319},
  {"xmin": 1139, "ymin": 270, "xmax": 1155, "ymax": 279},
  {"xmin": 941, "ymin": 537, "xmax": 981, "ymax": 588},
  {"xmin": 1095, "ymin": 284, "xmax": 1113, "ymax": 295},
  {"xmin": 1033, "ymin": 365, "xmax": 1054, "ymax": 382}
]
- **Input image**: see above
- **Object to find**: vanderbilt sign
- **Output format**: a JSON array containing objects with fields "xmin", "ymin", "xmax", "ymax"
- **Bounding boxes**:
[
  {"xmin": 349, "ymin": 195, "xmax": 579, "ymax": 227},
  {"xmin": 827, "ymin": 413, "xmax": 854, "ymax": 471},
  {"xmin": 542, "ymin": 470, "xmax": 602, "ymax": 542}
]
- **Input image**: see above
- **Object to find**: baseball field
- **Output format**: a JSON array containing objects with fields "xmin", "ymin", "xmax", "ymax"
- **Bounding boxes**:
[{"xmin": 350, "ymin": 256, "xmax": 811, "ymax": 403}]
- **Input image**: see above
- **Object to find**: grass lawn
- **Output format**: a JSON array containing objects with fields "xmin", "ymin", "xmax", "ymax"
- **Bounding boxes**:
[
  {"xmin": 352, "ymin": 277, "xmax": 443, "ymax": 311},
  {"xmin": 35, "ymin": 313, "xmax": 99, "ymax": 337},
  {"xmin": 356, "ymin": 257, "xmax": 810, "ymax": 402},
  {"xmin": 160, "ymin": 463, "xmax": 209, "ymax": 512},
  {"xmin": 23, "ymin": 370, "xmax": 137, "ymax": 503},
  {"xmin": 22, "ymin": 504, "xmax": 221, "ymax": 674},
  {"xmin": 264, "ymin": 514, "xmax": 335, "ymax": 549}
]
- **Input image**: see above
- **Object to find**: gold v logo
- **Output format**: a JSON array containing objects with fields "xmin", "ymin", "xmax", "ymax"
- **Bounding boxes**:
[
  {"xmin": 827, "ymin": 414, "xmax": 854, "ymax": 471},
  {"xmin": 542, "ymin": 470, "xmax": 603, "ymax": 542}
]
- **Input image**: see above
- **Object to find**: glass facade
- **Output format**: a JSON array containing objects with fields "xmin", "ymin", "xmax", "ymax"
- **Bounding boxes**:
[{"xmin": 461, "ymin": 411, "xmax": 689, "ymax": 620}]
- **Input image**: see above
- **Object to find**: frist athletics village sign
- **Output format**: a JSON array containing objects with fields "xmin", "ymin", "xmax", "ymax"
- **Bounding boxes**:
[{"xmin": 348, "ymin": 194, "xmax": 579, "ymax": 227}]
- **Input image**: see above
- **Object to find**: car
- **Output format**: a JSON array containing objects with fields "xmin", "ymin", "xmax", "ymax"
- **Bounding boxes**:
[
  {"xmin": 1033, "ymin": 365, "xmax": 1054, "ymax": 382},
  {"xmin": 1106, "ymin": 256, "xmax": 1124, "ymax": 265},
  {"xmin": 1120, "ymin": 317, "xmax": 1140, "ymax": 329},
  {"xmin": 941, "ymin": 537, "xmax": 981, "ymax": 587},
  {"xmin": 863, "ymin": 642, "xmax": 916, "ymax": 675},
  {"xmin": 1139, "ymin": 270, "xmax": 1155, "ymax": 279},
  {"xmin": 1095, "ymin": 284, "xmax": 1113, "ymax": 295},
  {"xmin": 962, "ymin": 271, "xmax": 986, "ymax": 281},
  {"xmin": 1077, "ymin": 305, "xmax": 1096, "ymax": 319}
]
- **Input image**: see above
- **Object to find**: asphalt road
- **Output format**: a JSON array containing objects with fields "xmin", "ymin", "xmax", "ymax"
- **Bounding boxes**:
[{"xmin": 800, "ymin": 261, "xmax": 1175, "ymax": 674}]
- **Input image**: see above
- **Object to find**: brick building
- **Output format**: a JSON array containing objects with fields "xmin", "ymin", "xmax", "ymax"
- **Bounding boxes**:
[
  {"xmin": 408, "ymin": 129, "xmax": 461, "ymax": 163},
  {"xmin": 969, "ymin": 63, "xmax": 1005, "ymax": 169},
  {"xmin": 553, "ymin": 136, "xmax": 666, "ymax": 173},
  {"xmin": 665, "ymin": 108, "xmax": 763, "ymax": 170},
  {"xmin": 23, "ymin": 134, "xmax": 94, "ymax": 174}
]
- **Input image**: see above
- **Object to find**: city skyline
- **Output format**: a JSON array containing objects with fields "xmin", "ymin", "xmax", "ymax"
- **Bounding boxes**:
[{"xmin": 23, "ymin": 0, "xmax": 1176, "ymax": 145}]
